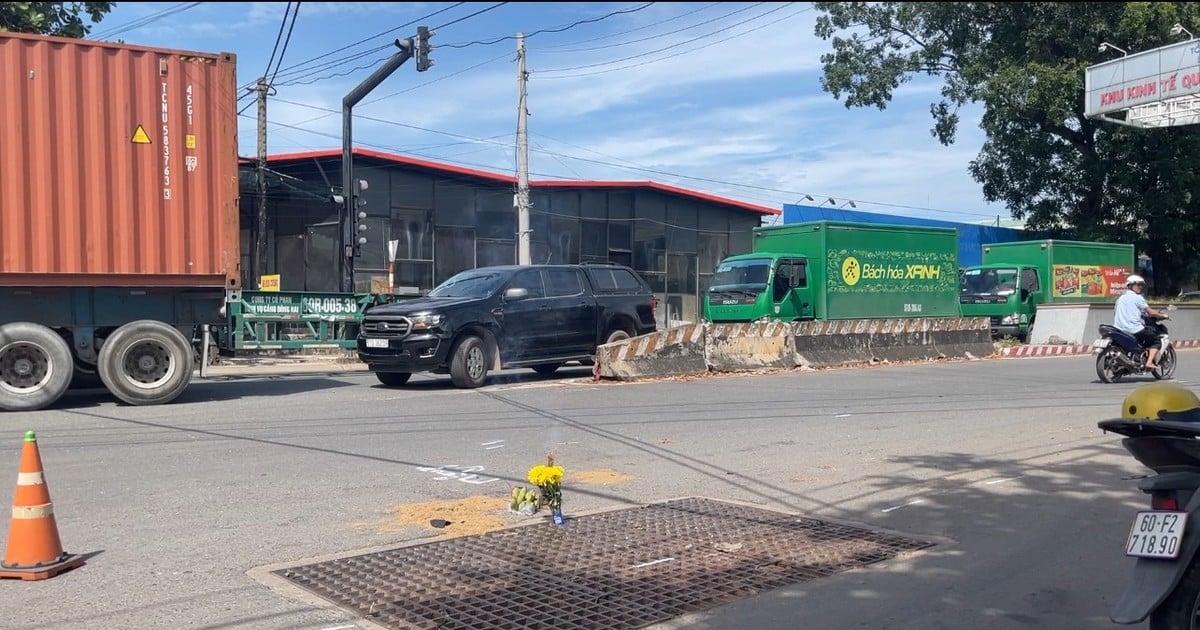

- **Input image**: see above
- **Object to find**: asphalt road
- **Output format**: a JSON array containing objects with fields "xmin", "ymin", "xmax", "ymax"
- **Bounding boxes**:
[{"xmin": 0, "ymin": 353, "xmax": 1187, "ymax": 630}]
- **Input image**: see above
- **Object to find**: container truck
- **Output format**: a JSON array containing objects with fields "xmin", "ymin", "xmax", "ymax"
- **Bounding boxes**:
[
  {"xmin": 959, "ymin": 240, "xmax": 1135, "ymax": 340},
  {"xmin": 0, "ymin": 32, "xmax": 240, "ymax": 411},
  {"xmin": 703, "ymin": 221, "xmax": 961, "ymax": 323}
]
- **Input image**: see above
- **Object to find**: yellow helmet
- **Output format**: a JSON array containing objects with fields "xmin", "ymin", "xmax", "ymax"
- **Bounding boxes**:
[{"xmin": 1121, "ymin": 383, "xmax": 1200, "ymax": 421}]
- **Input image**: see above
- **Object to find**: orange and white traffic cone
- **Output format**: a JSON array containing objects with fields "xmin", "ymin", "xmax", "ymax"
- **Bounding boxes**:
[{"xmin": 0, "ymin": 431, "xmax": 84, "ymax": 580}]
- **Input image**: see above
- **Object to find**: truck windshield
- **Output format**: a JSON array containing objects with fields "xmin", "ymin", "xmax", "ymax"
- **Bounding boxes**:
[
  {"xmin": 710, "ymin": 259, "xmax": 771, "ymax": 291},
  {"xmin": 428, "ymin": 271, "xmax": 506, "ymax": 298},
  {"xmin": 961, "ymin": 267, "xmax": 1020, "ymax": 296}
]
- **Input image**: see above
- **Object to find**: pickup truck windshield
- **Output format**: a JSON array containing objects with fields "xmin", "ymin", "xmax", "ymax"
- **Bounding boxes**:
[
  {"xmin": 961, "ymin": 267, "xmax": 1019, "ymax": 296},
  {"xmin": 711, "ymin": 258, "xmax": 771, "ymax": 291},
  {"xmin": 428, "ymin": 271, "xmax": 506, "ymax": 298}
]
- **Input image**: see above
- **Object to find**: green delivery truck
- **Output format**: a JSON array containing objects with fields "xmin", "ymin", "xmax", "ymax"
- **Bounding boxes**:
[
  {"xmin": 703, "ymin": 221, "xmax": 961, "ymax": 323},
  {"xmin": 959, "ymin": 239, "xmax": 1135, "ymax": 340}
]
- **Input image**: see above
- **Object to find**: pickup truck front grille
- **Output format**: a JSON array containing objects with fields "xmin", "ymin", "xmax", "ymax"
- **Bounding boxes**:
[{"xmin": 362, "ymin": 316, "xmax": 412, "ymax": 338}]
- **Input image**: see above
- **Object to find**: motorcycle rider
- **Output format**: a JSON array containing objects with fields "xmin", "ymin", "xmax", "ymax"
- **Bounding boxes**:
[{"xmin": 1114, "ymin": 274, "xmax": 1168, "ymax": 371}]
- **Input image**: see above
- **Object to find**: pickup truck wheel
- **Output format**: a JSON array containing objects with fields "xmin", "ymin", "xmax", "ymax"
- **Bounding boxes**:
[
  {"xmin": 98, "ymin": 320, "xmax": 194, "ymax": 406},
  {"xmin": 532, "ymin": 363, "xmax": 562, "ymax": 375},
  {"xmin": 375, "ymin": 371, "xmax": 411, "ymax": 387},
  {"xmin": 604, "ymin": 329, "xmax": 631, "ymax": 345},
  {"xmin": 450, "ymin": 335, "xmax": 488, "ymax": 388},
  {"xmin": 0, "ymin": 322, "xmax": 73, "ymax": 412}
]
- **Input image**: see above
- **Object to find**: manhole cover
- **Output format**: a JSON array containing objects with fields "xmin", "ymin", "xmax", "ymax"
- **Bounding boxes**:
[{"xmin": 275, "ymin": 497, "xmax": 933, "ymax": 629}]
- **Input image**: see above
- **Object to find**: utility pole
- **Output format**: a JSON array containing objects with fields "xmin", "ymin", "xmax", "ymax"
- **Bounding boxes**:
[
  {"xmin": 255, "ymin": 77, "xmax": 269, "ymax": 288},
  {"xmin": 515, "ymin": 33, "xmax": 531, "ymax": 265}
]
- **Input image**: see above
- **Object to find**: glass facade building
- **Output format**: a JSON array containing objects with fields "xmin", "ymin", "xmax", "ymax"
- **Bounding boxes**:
[{"xmin": 239, "ymin": 149, "xmax": 776, "ymax": 325}]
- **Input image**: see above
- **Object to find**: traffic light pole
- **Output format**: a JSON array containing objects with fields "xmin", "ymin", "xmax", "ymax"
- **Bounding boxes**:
[{"xmin": 338, "ymin": 29, "xmax": 432, "ymax": 293}]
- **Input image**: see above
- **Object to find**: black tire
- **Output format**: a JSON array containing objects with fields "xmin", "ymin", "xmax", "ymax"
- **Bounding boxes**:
[
  {"xmin": 0, "ymin": 322, "xmax": 73, "ymax": 412},
  {"xmin": 98, "ymin": 320, "xmax": 194, "ymax": 406},
  {"xmin": 604, "ymin": 329, "xmax": 631, "ymax": 345},
  {"xmin": 1149, "ymin": 554, "xmax": 1200, "ymax": 629},
  {"xmin": 375, "ymin": 371, "xmax": 411, "ymax": 387},
  {"xmin": 532, "ymin": 363, "xmax": 562, "ymax": 376},
  {"xmin": 449, "ymin": 335, "xmax": 488, "ymax": 388},
  {"xmin": 1154, "ymin": 346, "xmax": 1178, "ymax": 381},
  {"xmin": 1095, "ymin": 350, "xmax": 1121, "ymax": 384}
]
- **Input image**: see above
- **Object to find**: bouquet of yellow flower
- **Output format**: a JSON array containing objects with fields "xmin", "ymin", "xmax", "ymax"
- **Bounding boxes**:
[{"xmin": 528, "ymin": 456, "xmax": 565, "ymax": 518}]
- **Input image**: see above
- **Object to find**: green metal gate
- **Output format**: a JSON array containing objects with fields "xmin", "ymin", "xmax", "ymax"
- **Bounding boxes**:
[{"xmin": 218, "ymin": 291, "xmax": 379, "ymax": 353}]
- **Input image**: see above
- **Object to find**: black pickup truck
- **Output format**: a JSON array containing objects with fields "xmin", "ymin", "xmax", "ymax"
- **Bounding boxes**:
[{"xmin": 357, "ymin": 263, "xmax": 658, "ymax": 388}]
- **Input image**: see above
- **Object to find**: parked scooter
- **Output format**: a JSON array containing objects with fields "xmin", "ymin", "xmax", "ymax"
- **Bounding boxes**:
[
  {"xmin": 1100, "ymin": 383, "xmax": 1200, "ymax": 627},
  {"xmin": 1094, "ymin": 309, "xmax": 1177, "ymax": 383}
]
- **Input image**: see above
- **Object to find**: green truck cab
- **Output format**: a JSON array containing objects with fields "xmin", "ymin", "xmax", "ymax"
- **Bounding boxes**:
[
  {"xmin": 703, "ymin": 221, "xmax": 961, "ymax": 323},
  {"xmin": 959, "ymin": 240, "xmax": 1134, "ymax": 340}
]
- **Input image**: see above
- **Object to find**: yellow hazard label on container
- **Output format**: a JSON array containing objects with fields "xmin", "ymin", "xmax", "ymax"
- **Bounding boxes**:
[
  {"xmin": 131, "ymin": 125, "xmax": 151, "ymax": 144},
  {"xmin": 259, "ymin": 274, "xmax": 281, "ymax": 292},
  {"xmin": 186, "ymin": 134, "xmax": 196, "ymax": 149}
]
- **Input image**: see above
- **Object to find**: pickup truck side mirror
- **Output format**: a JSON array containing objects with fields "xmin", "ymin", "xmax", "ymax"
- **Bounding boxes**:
[{"xmin": 504, "ymin": 287, "xmax": 530, "ymax": 301}]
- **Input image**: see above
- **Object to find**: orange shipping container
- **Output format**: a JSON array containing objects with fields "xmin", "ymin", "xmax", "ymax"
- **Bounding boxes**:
[{"xmin": 0, "ymin": 32, "xmax": 240, "ymax": 289}]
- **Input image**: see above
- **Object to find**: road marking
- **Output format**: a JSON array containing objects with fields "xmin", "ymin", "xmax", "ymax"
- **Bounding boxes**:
[
  {"xmin": 316, "ymin": 625, "xmax": 358, "ymax": 630},
  {"xmin": 415, "ymin": 464, "xmax": 501, "ymax": 485},
  {"xmin": 834, "ymin": 413, "xmax": 852, "ymax": 418},
  {"xmin": 485, "ymin": 444, "xmax": 505, "ymax": 450},
  {"xmin": 633, "ymin": 557, "xmax": 675, "ymax": 569},
  {"xmin": 881, "ymin": 499, "xmax": 924, "ymax": 513},
  {"xmin": 985, "ymin": 476, "xmax": 1025, "ymax": 485},
  {"xmin": 481, "ymin": 440, "xmax": 504, "ymax": 446}
]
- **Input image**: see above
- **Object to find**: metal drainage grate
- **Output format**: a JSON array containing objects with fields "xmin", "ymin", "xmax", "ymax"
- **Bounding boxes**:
[{"xmin": 275, "ymin": 497, "xmax": 933, "ymax": 629}]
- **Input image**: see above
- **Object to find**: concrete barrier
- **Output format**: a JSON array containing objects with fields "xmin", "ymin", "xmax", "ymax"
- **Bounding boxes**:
[
  {"xmin": 706, "ymin": 322, "xmax": 796, "ymax": 372},
  {"xmin": 594, "ymin": 317, "xmax": 995, "ymax": 381},
  {"xmin": 593, "ymin": 323, "xmax": 707, "ymax": 380},
  {"xmin": 1031, "ymin": 303, "xmax": 1200, "ymax": 345}
]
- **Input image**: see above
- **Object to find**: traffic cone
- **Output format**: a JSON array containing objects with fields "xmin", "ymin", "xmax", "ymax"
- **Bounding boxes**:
[{"xmin": 0, "ymin": 431, "xmax": 84, "ymax": 580}]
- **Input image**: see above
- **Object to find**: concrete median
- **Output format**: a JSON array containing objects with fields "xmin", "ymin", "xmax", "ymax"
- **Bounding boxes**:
[
  {"xmin": 593, "ymin": 324, "xmax": 707, "ymax": 380},
  {"xmin": 706, "ymin": 322, "xmax": 796, "ymax": 372},
  {"xmin": 594, "ymin": 317, "xmax": 996, "ymax": 381}
]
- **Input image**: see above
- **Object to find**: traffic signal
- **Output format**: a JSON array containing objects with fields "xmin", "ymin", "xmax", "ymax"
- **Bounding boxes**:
[{"xmin": 416, "ymin": 26, "xmax": 433, "ymax": 72}]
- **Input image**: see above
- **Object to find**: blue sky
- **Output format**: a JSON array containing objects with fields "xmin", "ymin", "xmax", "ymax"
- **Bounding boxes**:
[{"xmin": 91, "ymin": 2, "xmax": 1009, "ymax": 224}]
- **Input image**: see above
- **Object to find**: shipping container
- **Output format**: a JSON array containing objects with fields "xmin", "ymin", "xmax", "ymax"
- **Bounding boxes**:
[
  {"xmin": 0, "ymin": 32, "xmax": 240, "ymax": 412},
  {"xmin": 704, "ymin": 221, "xmax": 961, "ymax": 322},
  {"xmin": 960, "ymin": 239, "xmax": 1135, "ymax": 339},
  {"xmin": 0, "ymin": 32, "xmax": 240, "ymax": 288}
]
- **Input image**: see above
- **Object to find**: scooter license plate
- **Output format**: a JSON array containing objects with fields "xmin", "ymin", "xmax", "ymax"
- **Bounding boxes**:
[{"xmin": 1126, "ymin": 511, "xmax": 1188, "ymax": 559}]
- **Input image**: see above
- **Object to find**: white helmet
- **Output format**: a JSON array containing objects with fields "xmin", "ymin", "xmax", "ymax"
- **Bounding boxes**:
[{"xmin": 1126, "ymin": 274, "xmax": 1146, "ymax": 286}]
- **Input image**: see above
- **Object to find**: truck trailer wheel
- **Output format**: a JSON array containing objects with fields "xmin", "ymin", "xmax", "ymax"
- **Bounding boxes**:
[
  {"xmin": 450, "ymin": 335, "xmax": 489, "ymax": 388},
  {"xmin": 98, "ymin": 320, "xmax": 194, "ymax": 406},
  {"xmin": 0, "ymin": 322, "xmax": 73, "ymax": 412}
]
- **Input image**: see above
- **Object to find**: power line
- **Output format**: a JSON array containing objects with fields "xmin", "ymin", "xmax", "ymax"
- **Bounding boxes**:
[
  {"xmin": 239, "ymin": 2, "xmax": 469, "ymax": 92},
  {"xmin": 262, "ymin": 3, "xmax": 293, "ymax": 81},
  {"xmin": 439, "ymin": 2, "xmax": 656, "ymax": 49},
  {"xmin": 268, "ymin": 3, "xmax": 302, "ymax": 88},
  {"xmin": 431, "ymin": 2, "xmax": 512, "ymax": 31},
  {"xmin": 535, "ymin": 2, "xmax": 764, "ymax": 54},
  {"xmin": 536, "ymin": 2, "xmax": 722, "ymax": 51},
  {"xmin": 537, "ymin": 2, "xmax": 798, "ymax": 75},
  {"xmin": 92, "ymin": 2, "xmax": 204, "ymax": 40}
]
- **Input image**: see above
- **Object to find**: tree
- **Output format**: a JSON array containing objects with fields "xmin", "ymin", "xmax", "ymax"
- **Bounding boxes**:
[
  {"xmin": 0, "ymin": 2, "xmax": 114, "ymax": 38},
  {"xmin": 814, "ymin": 2, "xmax": 1200, "ymax": 292}
]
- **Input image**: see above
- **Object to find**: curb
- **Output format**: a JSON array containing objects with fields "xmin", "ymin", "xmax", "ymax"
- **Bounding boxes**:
[{"xmin": 1000, "ymin": 339, "xmax": 1200, "ymax": 357}]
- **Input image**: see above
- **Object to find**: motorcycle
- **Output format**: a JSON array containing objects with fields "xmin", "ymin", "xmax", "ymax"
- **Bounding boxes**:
[
  {"xmin": 1099, "ymin": 396, "xmax": 1200, "ymax": 628},
  {"xmin": 1094, "ymin": 311, "xmax": 1177, "ymax": 383}
]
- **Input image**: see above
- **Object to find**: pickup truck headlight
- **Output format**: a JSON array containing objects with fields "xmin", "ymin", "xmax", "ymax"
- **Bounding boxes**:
[{"xmin": 408, "ymin": 314, "xmax": 444, "ymax": 331}]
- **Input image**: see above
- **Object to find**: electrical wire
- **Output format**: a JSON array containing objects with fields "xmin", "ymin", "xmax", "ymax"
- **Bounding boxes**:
[
  {"xmin": 537, "ymin": 2, "xmax": 764, "ymax": 54},
  {"xmin": 439, "ymin": 2, "xmax": 655, "ymax": 49},
  {"xmin": 262, "ymin": 3, "xmax": 293, "ymax": 82},
  {"xmin": 91, "ymin": 2, "xmax": 204, "ymax": 40},
  {"xmin": 536, "ymin": 2, "xmax": 722, "ymax": 51},
  {"xmin": 268, "ymin": 3, "xmax": 302, "ymax": 88},
  {"xmin": 537, "ymin": 2, "xmax": 797, "ymax": 74}
]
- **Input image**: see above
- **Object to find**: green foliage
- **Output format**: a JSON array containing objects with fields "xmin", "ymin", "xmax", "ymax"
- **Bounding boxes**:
[
  {"xmin": 0, "ymin": 2, "xmax": 114, "ymax": 38},
  {"xmin": 813, "ymin": 2, "xmax": 1200, "ymax": 291}
]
